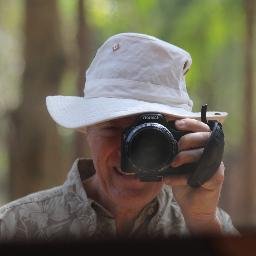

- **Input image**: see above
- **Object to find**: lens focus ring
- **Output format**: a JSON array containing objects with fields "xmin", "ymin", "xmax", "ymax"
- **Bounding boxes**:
[{"xmin": 126, "ymin": 123, "xmax": 178, "ymax": 172}]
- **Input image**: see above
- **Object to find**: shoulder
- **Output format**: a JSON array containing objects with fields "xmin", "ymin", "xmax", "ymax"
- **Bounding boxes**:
[
  {"xmin": 0, "ymin": 186, "xmax": 64, "ymax": 214},
  {"xmin": 156, "ymin": 186, "xmax": 239, "ymax": 236},
  {"xmin": 0, "ymin": 186, "xmax": 65, "ymax": 240},
  {"xmin": 216, "ymin": 208, "xmax": 240, "ymax": 235}
]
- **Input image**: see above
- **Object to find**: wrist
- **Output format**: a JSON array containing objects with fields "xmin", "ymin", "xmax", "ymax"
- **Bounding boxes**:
[{"xmin": 185, "ymin": 214, "xmax": 222, "ymax": 235}]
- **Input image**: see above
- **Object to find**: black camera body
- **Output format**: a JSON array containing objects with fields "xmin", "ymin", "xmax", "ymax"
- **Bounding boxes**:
[{"xmin": 121, "ymin": 111, "xmax": 224, "ymax": 187}]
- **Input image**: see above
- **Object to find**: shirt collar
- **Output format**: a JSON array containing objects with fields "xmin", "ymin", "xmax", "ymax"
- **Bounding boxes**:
[{"xmin": 63, "ymin": 158, "xmax": 174, "ymax": 215}]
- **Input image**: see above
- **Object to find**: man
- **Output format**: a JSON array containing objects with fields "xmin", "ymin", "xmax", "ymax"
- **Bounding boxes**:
[{"xmin": 0, "ymin": 33, "xmax": 237, "ymax": 240}]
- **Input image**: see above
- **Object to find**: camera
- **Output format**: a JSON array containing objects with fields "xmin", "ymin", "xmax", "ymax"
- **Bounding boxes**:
[
  {"xmin": 121, "ymin": 113, "xmax": 192, "ymax": 180},
  {"xmin": 121, "ymin": 111, "xmax": 225, "ymax": 187}
]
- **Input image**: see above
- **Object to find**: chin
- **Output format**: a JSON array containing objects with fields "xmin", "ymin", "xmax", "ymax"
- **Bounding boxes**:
[
  {"xmin": 99, "ymin": 165, "xmax": 163, "ymax": 208},
  {"xmin": 108, "ymin": 182, "xmax": 160, "ymax": 209}
]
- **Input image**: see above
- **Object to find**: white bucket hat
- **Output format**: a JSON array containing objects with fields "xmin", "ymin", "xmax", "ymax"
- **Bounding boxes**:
[{"xmin": 46, "ymin": 33, "xmax": 227, "ymax": 130}]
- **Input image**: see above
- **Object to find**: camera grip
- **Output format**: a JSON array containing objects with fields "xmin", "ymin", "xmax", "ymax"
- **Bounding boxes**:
[
  {"xmin": 138, "ymin": 163, "xmax": 197, "ymax": 182},
  {"xmin": 187, "ymin": 121, "xmax": 225, "ymax": 187}
]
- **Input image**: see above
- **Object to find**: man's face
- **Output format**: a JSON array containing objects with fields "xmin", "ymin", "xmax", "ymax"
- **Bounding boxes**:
[{"xmin": 86, "ymin": 115, "xmax": 165, "ymax": 209}]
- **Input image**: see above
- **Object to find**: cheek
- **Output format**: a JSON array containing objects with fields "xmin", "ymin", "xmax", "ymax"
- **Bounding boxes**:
[{"xmin": 87, "ymin": 134, "xmax": 120, "ymax": 166}]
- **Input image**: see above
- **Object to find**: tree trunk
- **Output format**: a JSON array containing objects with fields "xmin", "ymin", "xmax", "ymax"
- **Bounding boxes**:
[
  {"xmin": 74, "ymin": 0, "xmax": 92, "ymax": 159},
  {"xmin": 8, "ymin": 0, "xmax": 66, "ymax": 199},
  {"xmin": 242, "ymin": 0, "xmax": 255, "ymax": 225}
]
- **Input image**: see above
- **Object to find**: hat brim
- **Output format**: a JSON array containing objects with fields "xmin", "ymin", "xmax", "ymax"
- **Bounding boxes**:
[{"xmin": 46, "ymin": 96, "xmax": 228, "ymax": 130}]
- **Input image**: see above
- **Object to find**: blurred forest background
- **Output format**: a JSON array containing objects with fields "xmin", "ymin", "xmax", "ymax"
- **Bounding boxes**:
[{"xmin": 0, "ymin": 0, "xmax": 255, "ymax": 233}]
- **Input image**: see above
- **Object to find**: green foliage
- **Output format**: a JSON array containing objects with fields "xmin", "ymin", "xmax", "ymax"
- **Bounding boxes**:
[{"xmin": 0, "ymin": 0, "xmax": 24, "ymax": 115}]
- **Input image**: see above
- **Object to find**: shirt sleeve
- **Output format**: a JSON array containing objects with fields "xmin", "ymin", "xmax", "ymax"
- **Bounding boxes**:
[
  {"xmin": 0, "ymin": 206, "xmax": 19, "ymax": 240},
  {"xmin": 217, "ymin": 208, "xmax": 240, "ymax": 235}
]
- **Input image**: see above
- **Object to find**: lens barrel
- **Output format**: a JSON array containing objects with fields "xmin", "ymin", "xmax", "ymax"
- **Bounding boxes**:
[{"xmin": 125, "ymin": 123, "xmax": 178, "ymax": 172}]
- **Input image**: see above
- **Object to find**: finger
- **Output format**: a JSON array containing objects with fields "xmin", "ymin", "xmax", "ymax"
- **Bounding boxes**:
[
  {"xmin": 175, "ymin": 118, "xmax": 210, "ymax": 132},
  {"xmin": 165, "ymin": 163, "xmax": 225, "ymax": 188},
  {"xmin": 178, "ymin": 132, "xmax": 211, "ymax": 151},
  {"xmin": 171, "ymin": 148, "xmax": 204, "ymax": 167},
  {"xmin": 164, "ymin": 174, "xmax": 188, "ymax": 186},
  {"xmin": 201, "ymin": 162, "xmax": 225, "ymax": 191}
]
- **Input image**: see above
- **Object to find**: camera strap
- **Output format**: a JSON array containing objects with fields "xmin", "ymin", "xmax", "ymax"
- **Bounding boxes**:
[
  {"xmin": 186, "ymin": 104, "xmax": 225, "ymax": 187},
  {"xmin": 187, "ymin": 120, "xmax": 224, "ymax": 187}
]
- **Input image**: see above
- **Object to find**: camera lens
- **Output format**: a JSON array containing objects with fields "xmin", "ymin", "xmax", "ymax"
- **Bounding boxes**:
[{"xmin": 128, "ymin": 124, "xmax": 177, "ymax": 172}]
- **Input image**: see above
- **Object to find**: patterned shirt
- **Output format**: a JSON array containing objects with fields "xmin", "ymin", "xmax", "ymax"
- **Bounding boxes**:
[{"xmin": 0, "ymin": 159, "xmax": 238, "ymax": 241}]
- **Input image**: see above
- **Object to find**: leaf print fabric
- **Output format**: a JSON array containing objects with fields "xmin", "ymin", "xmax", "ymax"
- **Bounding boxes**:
[{"xmin": 0, "ymin": 159, "xmax": 238, "ymax": 241}]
